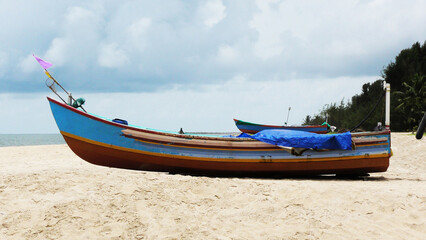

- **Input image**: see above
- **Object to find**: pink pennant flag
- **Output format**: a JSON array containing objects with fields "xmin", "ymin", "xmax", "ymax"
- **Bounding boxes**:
[{"xmin": 33, "ymin": 54, "xmax": 52, "ymax": 69}]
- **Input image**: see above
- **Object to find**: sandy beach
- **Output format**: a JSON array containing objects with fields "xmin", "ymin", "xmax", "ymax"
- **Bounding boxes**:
[{"xmin": 0, "ymin": 133, "xmax": 424, "ymax": 239}]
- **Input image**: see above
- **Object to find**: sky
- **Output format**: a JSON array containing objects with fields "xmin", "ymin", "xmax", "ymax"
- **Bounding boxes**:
[{"xmin": 0, "ymin": 0, "xmax": 425, "ymax": 133}]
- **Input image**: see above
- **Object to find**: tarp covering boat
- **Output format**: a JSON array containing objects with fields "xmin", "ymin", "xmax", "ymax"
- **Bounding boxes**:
[{"xmin": 238, "ymin": 130, "xmax": 353, "ymax": 150}]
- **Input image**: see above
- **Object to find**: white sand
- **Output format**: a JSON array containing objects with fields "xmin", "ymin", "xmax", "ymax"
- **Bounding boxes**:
[{"xmin": 0, "ymin": 133, "xmax": 425, "ymax": 239}]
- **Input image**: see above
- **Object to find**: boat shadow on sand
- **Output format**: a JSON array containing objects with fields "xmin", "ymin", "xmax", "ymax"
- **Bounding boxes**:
[
  {"xmin": 166, "ymin": 171, "xmax": 425, "ymax": 181},
  {"xmin": 161, "ymin": 169, "xmax": 391, "ymax": 181}
]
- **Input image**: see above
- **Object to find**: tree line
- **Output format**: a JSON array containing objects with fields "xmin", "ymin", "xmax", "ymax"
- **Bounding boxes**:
[{"xmin": 303, "ymin": 41, "xmax": 426, "ymax": 132}]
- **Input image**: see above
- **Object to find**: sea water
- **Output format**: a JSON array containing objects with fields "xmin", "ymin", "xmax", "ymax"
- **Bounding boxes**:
[{"xmin": 0, "ymin": 134, "xmax": 65, "ymax": 147}]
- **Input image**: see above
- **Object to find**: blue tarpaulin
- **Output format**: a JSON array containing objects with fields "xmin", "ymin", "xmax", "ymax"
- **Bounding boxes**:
[{"xmin": 237, "ymin": 129, "xmax": 353, "ymax": 150}]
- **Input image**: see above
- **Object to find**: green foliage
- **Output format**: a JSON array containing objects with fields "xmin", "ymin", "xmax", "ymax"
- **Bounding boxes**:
[
  {"xmin": 304, "ymin": 41, "xmax": 426, "ymax": 132},
  {"xmin": 383, "ymin": 41, "xmax": 426, "ymax": 131},
  {"xmin": 382, "ymin": 41, "xmax": 426, "ymax": 90},
  {"xmin": 393, "ymin": 74, "xmax": 426, "ymax": 131},
  {"xmin": 303, "ymin": 80, "xmax": 385, "ymax": 132}
]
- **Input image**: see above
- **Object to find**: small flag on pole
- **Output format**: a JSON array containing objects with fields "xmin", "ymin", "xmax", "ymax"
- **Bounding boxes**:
[{"xmin": 33, "ymin": 54, "xmax": 52, "ymax": 69}]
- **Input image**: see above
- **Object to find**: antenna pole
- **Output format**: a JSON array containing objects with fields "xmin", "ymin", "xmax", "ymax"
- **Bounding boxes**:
[{"xmin": 285, "ymin": 107, "xmax": 291, "ymax": 125}]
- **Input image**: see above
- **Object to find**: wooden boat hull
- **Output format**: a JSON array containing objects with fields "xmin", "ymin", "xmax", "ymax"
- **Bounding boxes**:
[
  {"xmin": 234, "ymin": 119, "xmax": 328, "ymax": 134},
  {"xmin": 48, "ymin": 97, "xmax": 391, "ymax": 174}
]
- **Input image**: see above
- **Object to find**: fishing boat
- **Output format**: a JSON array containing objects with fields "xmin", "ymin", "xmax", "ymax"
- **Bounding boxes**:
[
  {"xmin": 234, "ymin": 119, "xmax": 328, "ymax": 134},
  {"xmin": 47, "ymin": 93, "xmax": 391, "ymax": 174},
  {"xmin": 36, "ymin": 55, "xmax": 392, "ymax": 175}
]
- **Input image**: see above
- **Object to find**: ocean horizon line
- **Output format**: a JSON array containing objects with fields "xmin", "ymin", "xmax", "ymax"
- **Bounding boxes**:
[{"xmin": 0, "ymin": 134, "xmax": 65, "ymax": 147}]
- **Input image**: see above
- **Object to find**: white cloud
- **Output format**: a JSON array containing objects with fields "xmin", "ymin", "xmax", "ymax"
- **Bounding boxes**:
[
  {"xmin": 45, "ymin": 38, "xmax": 69, "ymax": 67},
  {"xmin": 198, "ymin": 0, "xmax": 226, "ymax": 28},
  {"xmin": 0, "ymin": 51, "xmax": 7, "ymax": 66},
  {"xmin": 44, "ymin": 6, "xmax": 104, "ymax": 69},
  {"xmin": 249, "ymin": 0, "xmax": 426, "ymax": 64},
  {"xmin": 98, "ymin": 43, "xmax": 128, "ymax": 68},
  {"xmin": 19, "ymin": 54, "xmax": 38, "ymax": 73},
  {"xmin": 0, "ymin": 51, "xmax": 7, "ymax": 77},
  {"xmin": 1, "ymin": 0, "xmax": 426, "ymax": 95},
  {"xmin": 126, "ymin": 17, "xmax": 152, "ymax": 52},
  {"xmin": 249, "ymin": 0, "xmax": 285, "ymax": 60},
  {"xmin": 216, "ymin": 45, "xmax": 238, "ymax": 64},
  {"xmin": 65, "ymin": 6, "xmax": 96, "ymax": 23},
  {"xmin": 127, "ymin": 18, "xmax": 151, "ymax": 37}
]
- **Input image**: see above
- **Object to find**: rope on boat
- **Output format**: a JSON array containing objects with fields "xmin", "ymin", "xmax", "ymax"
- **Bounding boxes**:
[{"xmin": 349, "ymin": 89, "xmax": 386, "ymax": 132}]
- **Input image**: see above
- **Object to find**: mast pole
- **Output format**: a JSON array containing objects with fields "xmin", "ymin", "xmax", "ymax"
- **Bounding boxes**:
[{"xmin": 385, "ymin": 82, "xmax": 391, "ymax": 130}]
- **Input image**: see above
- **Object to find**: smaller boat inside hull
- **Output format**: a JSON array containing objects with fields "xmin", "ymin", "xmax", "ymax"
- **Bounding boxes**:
[{"xmin": 233, "ymin": 119, "xmax": 328, "ymax": 134}]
